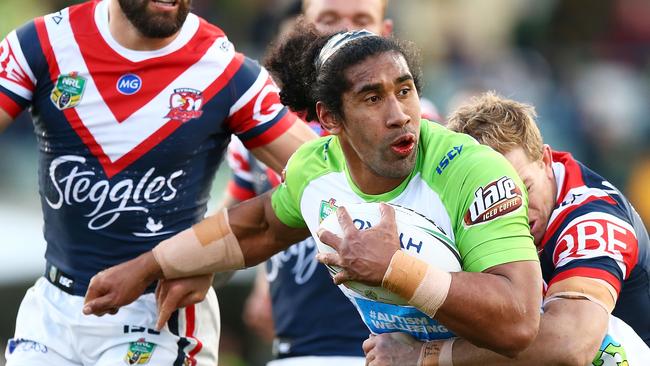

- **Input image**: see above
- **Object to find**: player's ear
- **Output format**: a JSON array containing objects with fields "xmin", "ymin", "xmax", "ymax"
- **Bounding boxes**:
[
  {"xmin": 317, "ymin": 101, "xmax": 342, "ymax": 134},
  {"xmin": 381, "ymin": 19, "xmax": 393, "ymax": 37},
  {"xmin": 541, "ymin": 144, "xmax": 554, "ymax": 179}
]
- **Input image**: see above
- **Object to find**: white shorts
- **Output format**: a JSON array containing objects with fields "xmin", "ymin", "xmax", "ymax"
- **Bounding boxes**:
[
  {"xmin": 5, "ymin": 277, "xmax": 220, "ymax": 366},
  {"xmin": 267, "ymin": 356, "xmax": 365, "ymax": 366},
  {"xmin": 603, "ymin": 314, "xmax": 650, "ymax": 365}
]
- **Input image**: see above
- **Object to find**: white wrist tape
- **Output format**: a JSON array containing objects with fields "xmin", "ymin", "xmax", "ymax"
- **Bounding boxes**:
[
  {"xmin": 543, "ymin": 291, "xmax": 612, "ymax": 314},
  {"xmin": 417, "ymin": 338, "xmax": 455, "ymax": 366},
  {"xmin": 418, "ymin": 341, "xmax": 440, "ymax": 366},
  {"xmin": 438, "ymin": 338, "xmax": 455, "ymax": 366},
  {"xmin": 152, "ymin": 208, "xmax": 244, "ymax": 278},
  {"xmin": 382, "ymin": 251, "xmax": 452, "ymax": 318},
  {"xmin": 544, "ymin": 276, "xmax": 617, "ymax": 314}
]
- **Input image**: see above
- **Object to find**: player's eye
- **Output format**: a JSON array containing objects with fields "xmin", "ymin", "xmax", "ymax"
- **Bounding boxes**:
[
  {"xmin": 398, "ymin": 87, "xmax": 411, "ymax": 97},
  {"xmin": 525, "ymin": 182, "xmax": 533, "ymax": 192},
  {"xmin": 319, "ymin": 14, "xmax": 339, "ymax": 25},
  {"xmin": 366, "ymin": 95, "xmax": 381, "ymax": 103},
  {"xmin": 354, "ymin": 15, "xmax": 372, "ymax": 27}
]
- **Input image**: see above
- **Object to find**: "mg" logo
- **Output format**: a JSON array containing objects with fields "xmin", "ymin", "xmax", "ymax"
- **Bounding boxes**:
[{"xmin": 116, "ymin": 73, "xmax": 142, "ymax": 95}]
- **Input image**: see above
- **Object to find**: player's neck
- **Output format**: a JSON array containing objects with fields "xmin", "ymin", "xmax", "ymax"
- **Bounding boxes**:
[
  {"xmin": 108, "ymin": 0, "xmax": 180, "ymax": 51},
  {"xmin": 351, "ymin": 170, "xmax": 405, "ymax": 195},
  {"xmin": 340, "ymin": 142, "xmax": 408, "ymax": 195}
]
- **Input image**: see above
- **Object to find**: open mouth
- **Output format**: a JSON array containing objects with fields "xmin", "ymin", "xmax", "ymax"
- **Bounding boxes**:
[
  {"xmin": 152, "ymin": 0, "xmax": 178, "ymax": 8},
  {"xmin": 390, "ymin": 134, "xmax": 416, "ymax": 156}
]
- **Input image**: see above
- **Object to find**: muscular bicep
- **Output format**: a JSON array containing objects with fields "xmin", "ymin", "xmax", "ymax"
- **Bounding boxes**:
[
  {"xmin": 451, "ymin": 296, "xmax": 609, "ymax": 366},
  {"xmin": 483, "ymin": 260, "xmax": 543, "ymax": 313},
  {"xmin": 249, "ymin": 120, "xmax": 318, "ymax": 173},
  {"xmin": 0, "ymin": 108, "xmax": 14, "ymax": 133},
  {"xmin": 228, "ymin": 190, "xmax": 310, "ymax": 266}
]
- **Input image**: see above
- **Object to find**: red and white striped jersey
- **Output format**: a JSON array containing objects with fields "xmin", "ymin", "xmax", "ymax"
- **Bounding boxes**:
[
  {"xmin": 539, "ymin": 150, "xmax": 650, "ymax": 344},
  {"xmin": 0, "ymin": 0, "xmax": 297, "ymax": 294}
]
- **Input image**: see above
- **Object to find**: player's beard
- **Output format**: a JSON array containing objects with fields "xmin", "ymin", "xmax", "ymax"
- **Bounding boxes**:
[{"xmin": 118, "ymin": 0, "xmax": 191, "ymax": 38}]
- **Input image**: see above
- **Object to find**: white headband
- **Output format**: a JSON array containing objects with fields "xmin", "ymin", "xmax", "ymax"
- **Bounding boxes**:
[{"xmin": 314, "ymin": 29, "xmax": 378, "ymax": 73}]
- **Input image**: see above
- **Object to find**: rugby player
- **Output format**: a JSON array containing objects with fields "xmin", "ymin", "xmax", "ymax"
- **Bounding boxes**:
[
  {"xmin": 83, "ymin": 25, "xmax": 542, "ymax": 359},
  {"xmin": 0, "ymin": 0, "xmax": 316, "ymax": 364},
  {"xmin": 228, "ymin": 1, "xmax": 439, "ymax": 364},
  {"xmin": 364, "ymin": 93, "xmax": 650, "ymax": 365}
]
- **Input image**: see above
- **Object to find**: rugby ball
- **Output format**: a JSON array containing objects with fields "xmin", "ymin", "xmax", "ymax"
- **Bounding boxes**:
[{"xmin": 317, "ymin": 202, "xmax": 461, "ymax": 305}]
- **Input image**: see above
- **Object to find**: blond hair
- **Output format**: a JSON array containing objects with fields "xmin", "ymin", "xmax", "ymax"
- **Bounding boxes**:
[{"xmin": 447, "ymin": 92, "xmax": 543, "ymax": 161}]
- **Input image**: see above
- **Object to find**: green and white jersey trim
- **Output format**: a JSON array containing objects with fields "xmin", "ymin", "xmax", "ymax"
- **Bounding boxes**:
[
  {"xmin": 272, "ymin": 120, "xmax": 538, "ymax": 273},
  {"xmin": 302, "ymin": 170, "xmax": 455, "ymax": 241}
]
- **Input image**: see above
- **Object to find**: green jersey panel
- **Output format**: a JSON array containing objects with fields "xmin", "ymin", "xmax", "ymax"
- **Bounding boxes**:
[
  {"xmin": 417, "ymin": 121, "xmax": 538, "ymax": 272},
  {"xmin": 272, "ymin": 120, "xmax": 537, "ymax": 272},
  {"xmin": 271, "ymin": 136, "xmax": 344, "ymax": 228},
  {"xmin": 270, "ymin": 120, "xmax": 539, "ymax": 342}
]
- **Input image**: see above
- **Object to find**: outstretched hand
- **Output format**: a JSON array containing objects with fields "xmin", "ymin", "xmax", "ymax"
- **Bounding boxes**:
[
  {"xmin": 316, "ymin": 203, "xmax": 400, "ymax": 286},
  {"xmin": 155, "ymin": 273, "xmax": 214, "ymax": 330},
  {"xmin": 83, "ymin": 252, "xmax": 162, "ymax": 316}
]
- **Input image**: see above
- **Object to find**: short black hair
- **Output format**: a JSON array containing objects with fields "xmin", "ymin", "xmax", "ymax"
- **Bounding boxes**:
[{"xmin": 264, "ymin": 21, "xmax": 422, "ymax": 121}]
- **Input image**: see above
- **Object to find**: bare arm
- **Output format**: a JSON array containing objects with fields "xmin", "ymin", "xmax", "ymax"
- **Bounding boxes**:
[
  {"xmin": 249, "ymin": 120, "xmax": 317, "ymax": 173},
  {"xmin": 435, "ymin": 261, "xmax": 542, "ymax": 357},
  {"xmin": 451, "ymin": 298, "xmax": 607, "ymax": 366},
  {"xmin": 242, "ymin": 266, "xmax": 275, "ymax": 341},
  {"xmin": 228, "ymin": 191, "xmax": 310, "ymax": 266},
  {"xmin": 83, "ymin": 191, "xmax": 310, "ymax": 315},
  {"xmin": 365, "ymin": 277, "xmax": 610, "ymax": 366},
  {"xmin": 0, "ymin": 108, "xmax": 14, "ymax": 133},
  {"xmin": 451, "ymin": 277, "xmax": 611, "ymax": 365}
]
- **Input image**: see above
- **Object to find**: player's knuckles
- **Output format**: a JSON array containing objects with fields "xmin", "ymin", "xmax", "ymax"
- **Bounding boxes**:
[
  {"xmin": 369, "ymin": 353, "xmax": 391, "ymax": 366},
  {"xmin": 362, "ymin": 339, "xmax": 376, "ymax": 354},
  {"xmin": 316, "ymin": 253, "xmax": 337, "ymax": 265},
  {"xmin": 374, "ymin": 340, "xmax": 392, "ymax": 353},
  {"xmin": 187, "ymin": 292, "xmax": 205, "ymax": 304},
  {"xmin": 333, "ymin": 271, "xmax": 351, "ymax": 284}
]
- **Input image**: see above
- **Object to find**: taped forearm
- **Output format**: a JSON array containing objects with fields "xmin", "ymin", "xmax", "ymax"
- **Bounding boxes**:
[
  {"xmin": 152, "ymin": 209, "xmax": 245, "ymax": 278},
  {"xmin": 382, "ymin": 251, "xmax": 452, "ymax": 318},
  {"xmin": 544, "ymin": 276, "xmax": 617, "ymax": 314},
  {"xmin": 418, "ymin": 338, "xmax": 456, "ymax": 366}
]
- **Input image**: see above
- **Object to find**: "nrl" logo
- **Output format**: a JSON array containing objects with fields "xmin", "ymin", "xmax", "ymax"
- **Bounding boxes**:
[
  {"xmin": 319, "ymin": 198, "xmax": 338, "ymax": 223},
  {"xmin": 50, "ymin": 72, "xmax": 86, "ymax": 110},
  {"xmin": 124, "ymin": 338, "xmax": 156, "ymax": 365}
]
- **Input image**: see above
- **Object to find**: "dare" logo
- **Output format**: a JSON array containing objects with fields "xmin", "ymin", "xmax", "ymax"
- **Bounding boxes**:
[{"xmin": 464, "ymin": 176, "xmax": 523, "ymax": 225}]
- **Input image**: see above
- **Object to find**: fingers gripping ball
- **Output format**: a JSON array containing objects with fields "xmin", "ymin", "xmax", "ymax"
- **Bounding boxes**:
[{"xmin": 317, "ymin": 202, "xmax": 461, "ymax": 305}]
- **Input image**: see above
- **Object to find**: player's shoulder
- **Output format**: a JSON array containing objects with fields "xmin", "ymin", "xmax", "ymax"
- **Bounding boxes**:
[
  {"xmin": 286, "ymin": 135, "xmax": 342, "ymax": 169},
  {"xmin": 193, "ymin": 14, "xmax": 227, "ymax": 41},
  {"xmin": 418, "ymin": 120, "xmax": 513, "ymax": 180},
  {"xmin": 551, "ymin": 151, "xmax": 635, "ymax": 228},
  {"xmin": 284, "ymin": 136, "xmax": 343, "ymax": 183},
  {"xmin": 548, "ymin": 199, "xmax": 636, "ymax": 244}
]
